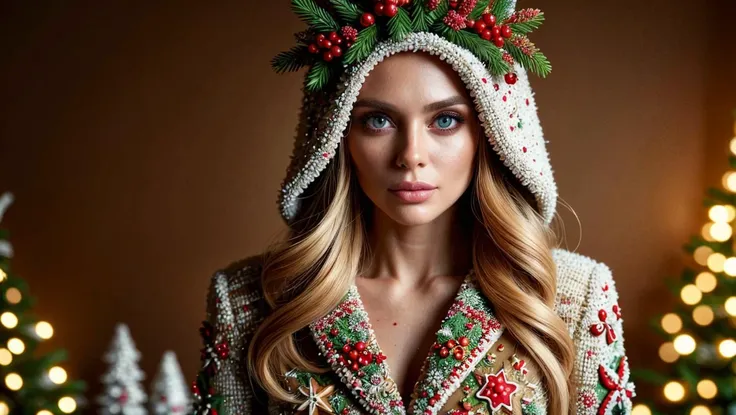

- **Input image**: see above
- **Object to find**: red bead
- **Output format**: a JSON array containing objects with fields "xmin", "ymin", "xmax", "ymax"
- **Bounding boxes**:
[
  {"xmin": 491, "ymin": 26, "xmax": 501, "ymax": 38},
  {"xmin": 501, "ymin": 25, "xmax": 512, "ymax": 38},
  {"xmin": 421, "ymin": 391, "xmax": 428, "ymax": 397},
  {"xmin": 474, "ymin": 20, "xmax": 486, "ymax": 33},
  {"xmin": 480, "ymin": 29, "xmax": 492, "ymax": 40},
  {"xmin": 342, "ymin": 344, "xmax": 352, "ymax": 353},
  {"xmin": 308, "ymin": 43, "xmax": 319, "ymax": 54},
  {"xmin": 330, "ymin": 328, "xmax": 339, "ymax": 336},
  {"xmin": 329, "ymin": 31, "xmax": 340, "ymax": 42},
  {"xmin": 493, "ymin": 36, "xmax": 505, "ymax": 47},
  {"xmin": 384, "ymin": 4, "xmax": 398, "ymax": 17},
  {"xmin": 330, "ymin": 45, "xmax": 342, "ymax": 57},
  {"xmin": 459, "ymin": 336, "xmax": 469, "ymax": 346},
  {"xmin": 429, "ymin": 398, "xmax": 437, "ymax": 406},
  {"xmin": 211, "ymin": 410, "xmax": 218, "ymax": 415},
  {"xmin": 374, "ymin": 3, "xmax": 384, "ymax": 15},
  {"xmin": 504, "ymin": 72, "xmax": 517, "ymax": 84},
  {"xmin": 446, "ymin": 339, "xmax": 457, "ymax": 348},
  {"xmin": 323, "ymin": 51, "xmax": 333, "ymax": 61},
  {"xmin": 439, "ymin": 347, "xmax": 450, "ymax": 358},
  {"xmin": 349, "ymin": 350, "xmax": 359, "ymax": 360},
  {"xmin": 482, "ymin": 13, "xmax": 496, "ymax": 26},
  {"xmin": 355, "ymin": 341, "xmax": 366, "ymax": 351},
  {"xmin": 598, "ymin": 309, "xmax": 608, "ymax": 321},
  {"xmin": 360, "ymin": 12, "xmax": 376, "ymax": 27},
  {"xmin": 351, "ymin": 362, "xmax": 360, "ymax": 371}
]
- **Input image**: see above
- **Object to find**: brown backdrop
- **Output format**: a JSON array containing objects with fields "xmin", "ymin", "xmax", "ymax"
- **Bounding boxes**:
[{"xmin": 1, "ymin": 0, "xmax": 735, "ymax": 406}]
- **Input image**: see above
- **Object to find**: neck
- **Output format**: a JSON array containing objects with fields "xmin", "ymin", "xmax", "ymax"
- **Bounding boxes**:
[{"xmin": 364, "ymin": 204, "xmax": 472, "ymax": 288}]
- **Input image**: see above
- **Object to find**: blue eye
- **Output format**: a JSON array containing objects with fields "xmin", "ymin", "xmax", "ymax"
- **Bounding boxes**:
[
  {"xmin": 435, "ymin": 115, "xmax": 456, "ymax": 129},
  {"xmin": 366, "ymin": 115, "xmax": 391, "ymax": 130}
]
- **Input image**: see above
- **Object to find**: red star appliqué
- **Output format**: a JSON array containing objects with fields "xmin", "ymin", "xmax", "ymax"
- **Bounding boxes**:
[
  {"xmin": 475, "ymin": 368, "xmax": 519, "ymax": 411},
  {"xmin": 598, "ymin": 356, "xmax": 636, "ymax": 415}
]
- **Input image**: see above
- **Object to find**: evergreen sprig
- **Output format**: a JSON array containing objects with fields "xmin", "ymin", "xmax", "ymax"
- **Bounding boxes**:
[
  {"xmin": 490, "ymin": 0, "xmax": 514, "ymax": 22},
  {"xmin": 388, "ymin": 7, "xmax": 413, "ymax": 41},
  {"xmin": 505, "ymin": 39, "xmax": 551, "ymax": 77},
  {"xmin": 291, "ymin": 0, "xmax": 340, "ymax": 33},
  {"xmin": 442, "ymin": 28, "xmax": 510, "ymax": 75},
  {"xmin": 468, "ymin": 0, "xmax": 491, "ymax": 20},
  {"xmin": 330, "ymin": 0, "xmax": 363, "ymax": 25},
  {"xmin": 427, "ymin": 0, "xmax": 450, "ymax": 26},
  {"xmin": 343, "ymin": 23, "xmax": 378, "ymax": 65},
  {"xmin": 508, "ymin": 11, "xmax": 545, "ymax": 34},
  {"xmin": 271, "ymin": 45, "xmax": 313, "ymax": 73},
  {"xmin": 306, "ymin": 60, "xmax": 335, "ymax": 91},
  {"xmin": 410, "ymin": 1, "xmax": 431, "ymax": 31}
]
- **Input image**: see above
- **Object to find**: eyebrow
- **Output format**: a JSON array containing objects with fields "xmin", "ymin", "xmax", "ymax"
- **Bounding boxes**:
[{"xmin": 352, "ymin": 96, "xmax": 469, "ymax": 113}]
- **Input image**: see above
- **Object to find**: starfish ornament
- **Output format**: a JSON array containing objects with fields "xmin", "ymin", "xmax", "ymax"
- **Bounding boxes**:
[
  {"xmin": 597, "ymin": 356, "xmax": 636, "ymax": 415},
  {"xmin": 475, "ymin": 368, "xmax": 519, "ymax": 412},
  {"xmin": 297, "ymin": 377, "xmax": 335, "ymax": 415}
]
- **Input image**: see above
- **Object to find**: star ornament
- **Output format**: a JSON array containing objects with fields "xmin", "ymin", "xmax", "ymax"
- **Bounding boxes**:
[
  {"xmin": 297, "ymin": 377, "xmax": 335, "ymax": 415},
  {"xmin": 475, "ymin": 368, "xmax": 519, "ymax": 412},
  {"xmin": 597, "ymin": 356, "xmax": 636, "ymax": 415}
]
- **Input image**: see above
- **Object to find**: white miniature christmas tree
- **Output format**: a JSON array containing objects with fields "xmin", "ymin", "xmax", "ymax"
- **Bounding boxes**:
[
  {"xmin": 150, "ymin": 351, "xmax": 191, "ymax": 414},
  {"xmin": 97, "ymin": 323, "xmax": 148, "ymax": 415}
]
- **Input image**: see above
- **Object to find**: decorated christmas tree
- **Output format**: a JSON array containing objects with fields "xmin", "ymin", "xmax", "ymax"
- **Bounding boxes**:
[
  {"xmin": 0, "ymin": 191, "xmax": 86, "ymax": 415},
  {"xmin": 633, "ymin": 114, "xmax": 736, "ymax": 415},
  {"xmin": 97, "ymin": 323, "xmax": 148, "ymax": 415},
  {"xmin": 150, "ymin": 351, "xmax": 190, "ymax": 415}
]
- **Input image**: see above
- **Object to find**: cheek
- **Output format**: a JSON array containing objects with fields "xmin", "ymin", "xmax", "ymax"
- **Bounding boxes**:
[
  {"xmin": 433, "ymin": 135, "xmax": 477, "ymax": 175},
  {"xmin": 348, "ymin": 138, "xmax": 389, "ymax": 186}
]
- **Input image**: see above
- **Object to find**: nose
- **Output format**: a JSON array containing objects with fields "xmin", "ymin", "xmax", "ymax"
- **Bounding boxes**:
[{"xmin": 395, "ymin": 121, "xmax": 428, "ymax": 169}]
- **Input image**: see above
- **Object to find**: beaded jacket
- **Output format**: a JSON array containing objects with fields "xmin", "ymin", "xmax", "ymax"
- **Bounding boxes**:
[{"xmin": 191, "ymin": 247, "xmax": 634, "ymax": 415}]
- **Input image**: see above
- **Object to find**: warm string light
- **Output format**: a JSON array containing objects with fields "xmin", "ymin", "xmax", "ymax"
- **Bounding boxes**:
[
  {"xmin": 692, "ymin": 305, "xmax": 714, "ymax": 326},
  {"xmin": 664, "ymin": 381, "xmax": 686, "ymax": 402},
  {"xmin": 695, "ymin": 272, "xmax": 717, "ymax": 292},
  {"xmin": 725, "ymin": 296, "xmax": 736, "ymax": 316},
  {"xmin": 0, "ymin": 402, "xmax": 8, "ymax": 415},
  {"xmin": 0, "ymin": 349, "xmax": 11, "ymax": 366},
  {"xmin": 5, "ymin": 287, "xmax": 21, "ymax": 304},
  {"xmin": 718, "ymin": 338, "xmax": 736, "ymax": 358},
  {"xmin": 0, "ymin": 312, "xmax": 17, "ymax": 329},
  {"xmin": 696, "ymin": 379, "xmax": 718, "ymax": 399},
  {"xmin": 659, "ymin": 342, "xmax": 679, "ymax": 363},
  {"xmin": 673, "ymin": 334, "xmax": 697, "ymax": 355},
  {"xmin": 706, "ymin": 253, "xmax": 726, "ymax": 273},
  {"xmin": 37, "ymin": 411, "xmax": 53, "ymax": 415},
  {"xmin": 661, "ymin": 313, "xmax": 682, "ymax": 334},
  {"xmin": 691, "ymin": 406, "xmax": 712, "ymax": 415},
  {"xmin": 58, "ymin": 397, "xmax": 76, "ymax": 414},
  {"xmin": 4, "ymin": 373, "xmax": 22, "ymax": 391},
  {"xmin": 35, "ymin": 321, "xmax": 53, "ymax": 340},
  {"xmin": 48, "ymin": 367, "xmax": 67, "ymax": 385},
  {"xmin": 0, "ymin": 269, "xmax": 6, "ymax": 283},
  {"xmin": 7, "ymin": 338, "xmax": 24, "ymax": 355},
  {"xmin": 693, "ymin": 246, "xmax": 713, "ymax": 265},
  {"xmin": 631, "ymin": 404, "xmax": 652, "ymax": 415},
  {"xmin": 681, "ymin": 284, "xmax": 702, "ymax": 305}
]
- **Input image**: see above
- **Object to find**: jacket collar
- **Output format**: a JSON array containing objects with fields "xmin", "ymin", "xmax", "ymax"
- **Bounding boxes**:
[{"xmin": 308, "ymin": 270, "xmax": 505, "ymax": 415}]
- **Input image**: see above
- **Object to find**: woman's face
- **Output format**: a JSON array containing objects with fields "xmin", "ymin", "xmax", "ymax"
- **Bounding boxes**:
[{"xmin": 346, "ymin": 52, "xmax": 481, "ymax": 226}]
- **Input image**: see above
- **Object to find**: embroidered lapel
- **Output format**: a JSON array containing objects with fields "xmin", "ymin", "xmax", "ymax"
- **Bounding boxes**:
[{"xmin": 308, "ymin": 270, "xmax": 505, "ymax": 415}]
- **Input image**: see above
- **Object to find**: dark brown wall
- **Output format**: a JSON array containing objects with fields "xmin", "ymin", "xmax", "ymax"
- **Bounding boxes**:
[{"xmin": 0, "ymin": 0, "xmax": 734, "ymax": 403}]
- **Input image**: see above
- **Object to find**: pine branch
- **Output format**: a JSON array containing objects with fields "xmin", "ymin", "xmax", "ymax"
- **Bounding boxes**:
[
  {"xmin": 271, "ymin": 46, "xmax": 313, "ymax": 73},
  {"xmin": 505, "ymin": 40, "xmax": 551, "ymax": 77},
  {"xmin": 442, "ymin": 28, "xmax": 509, "ymax": 75},
  {"xmin": 306, "ymin": 60, "xmax": 334, "ymax": 91},
  {"xmin": 468, "ymin": 0, "xmax": 490, "ymax": 20},
  {"xmin": 330, "ymin": 0, "xmax": 363, "ymax": 25},
  {"xmin": 427, "ymin": 0, "xmax": 449, "ymax": 26},
  {"xmin": 508, "ymin": 11, "xmax": 545, "ymax": 34},
  {"xmin": 343, "ymin": 24, "xmax": 378, "ymax": 65},
  {"xmin": 388, "ymin": 7, "xmax": 412, "ymax": 41},
  {"xmin": 411, "ymin": 1, "xmax": 431, "ymax": 31},
  {"xmin": 291, "ymin": 0, "xmax": 340, "ymax": 33},
  {"xmin": 490, "ymin": 0, "xmax": 513, "ymax": 21}
]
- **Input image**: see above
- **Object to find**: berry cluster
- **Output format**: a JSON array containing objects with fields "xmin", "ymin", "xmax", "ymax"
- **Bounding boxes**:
[
  {"xmin": 433, "ymin": 335, "xmax": 470, "ymax": 360},
  {"xmin": 307, "ymin": 27, "xmax": 359, "ymax": 62},
  {"xmin": 465, "ymin": 12, "xmax": 513, "ymax": 47},
  {"xmin": 337, "ymin": 340, "xmax": 388, "ymax": 374},
  {"xmin": 373, "ymin": 0, "xmax": 411, "ymax": 18}
]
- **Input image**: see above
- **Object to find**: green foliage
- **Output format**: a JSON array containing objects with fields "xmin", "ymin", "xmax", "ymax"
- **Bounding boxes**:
[
  {"xmin": 508, "ymin": 12, "xmax": 545, "ymax": 34},
  {"xmin": 441, "ymin": 28, "xmax": 509, "ymax": 75},
  {"xmin": 388, "ymin": 7, "xmax": 413, "ymax": 41},
  {"xmin": 410, "ymin": 1, "xmax": 431, "ymax": 31},
  {"xmin": 271, "ymin": 46, "xmax": 313, "ymax": 73},
  {"xmin": 343, "ymin": 24, "xmax": 378, "ymax": 65},
  {"xmin": 468, "ymin": 0, "xmax": 490, "ymax": 20},
  {"xmin": 490, "ymin": 0, "xmax": 513, "ymax": 21},
  {"xmin": 504, "ymin": 42, "xmax": 551, "ymax": 77},
  {"xmin": 306, "ymin": 60, "xmax": 336, "ymax": 91},
  {"xmin": 291, "ymin": 0, "xmax": 340, "ymax": 33},
  {"xmin": 427, "ymin": 0, "xmax": 449, "ymax": 26},
  {"xmin": 331, "ymin": 0, "xmax": 363, "ymax": 25}
]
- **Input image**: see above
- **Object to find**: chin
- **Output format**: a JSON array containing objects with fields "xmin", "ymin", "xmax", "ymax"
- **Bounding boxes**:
[{"xmin": 381, "ymin": 203, "xmax": 445, "ymax": 226}]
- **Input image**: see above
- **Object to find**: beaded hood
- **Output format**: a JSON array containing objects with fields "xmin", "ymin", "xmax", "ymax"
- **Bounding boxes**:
[{"xmin": 273, "ymin": 0, "xmax": 558, "ymax": 225}]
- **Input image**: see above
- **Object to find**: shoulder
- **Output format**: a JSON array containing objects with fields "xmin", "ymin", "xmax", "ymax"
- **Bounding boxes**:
[
  {"xmin": 551, "ymin": 248, "xmax": 620, "ymax": 336},
  {"xmin": 205, "ymin": 253, "xmax": 268, "ymax": 338}
]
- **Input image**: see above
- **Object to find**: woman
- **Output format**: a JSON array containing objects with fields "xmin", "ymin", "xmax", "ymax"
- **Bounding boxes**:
[{"xmin": 192, "ymin": 1, "xmax": 635, "ymax": 414}]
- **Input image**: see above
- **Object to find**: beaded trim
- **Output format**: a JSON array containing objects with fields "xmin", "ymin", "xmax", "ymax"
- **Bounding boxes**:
[{"xmin": 278, "ymin": 31, "xmax": 557, "ymax": 225}]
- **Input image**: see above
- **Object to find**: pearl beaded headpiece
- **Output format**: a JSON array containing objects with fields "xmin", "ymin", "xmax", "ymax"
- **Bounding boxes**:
[{"xmin": 273, "ymin": 0, "xmax": 557, "ymax": 225}]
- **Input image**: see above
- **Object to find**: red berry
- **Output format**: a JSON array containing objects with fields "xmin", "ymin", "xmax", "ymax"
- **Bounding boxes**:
[
  {"xmin": 429, "ymin": 398, "xmax": 437, "ymax": 406},
  {"xmin": 335, "ymin": 37, "xmax": 343, "ymax": 45},
  {"xmin": 459, "ymin": 336, "xmax": 469, "ymax": 346},
  {"xmin": 465, "ymin": 19, "xmax": 475, "ymax": 28},
  {"xmin": 446, "ymin": 339, "xmax": 457, "ymax": 348},
  {"xmin": 504, "ymin": 73, "xmax": 518, "ymax": 84},
  {"xmin": 493, "ymin": 36, "xmax": 505, "ymax": 47},
  {"xmin": 308, "ymin": 43, "xmax": 319, "ymax": 54},
  {"xmin": 474, "ymin": 20, "xmax": 486, "ymax": 33},
  {"xmin": 480, "ymin": 29, "xmax": 492, "ymax": 40},
  {"xmin": 330, "ymin": 45, "xmax": 342, "ymax": 57},
  {"xmin": 342, "ymin": 344, "xmax": 352, "ymax": 353},
  {"xmin": 319, "ymin": 39, "xmax": 332, "ymax": 49},
  {"xmin": 329, "ymin": 31, "xmax": 340, "ymax": 42},
  {"xmin": 491, "ymin": 26, "xmax": 501, "ymax": 38},
  {"xmin": 323, "ymin": 51, "xmax": 333, "ymax": 61},
  {"xmin": 360, "ymin": 12, "xmax": 375, "ymax": 27},
  {"xmin": 316, "ymin": 33, "xmax": 326, "ymax": 43},
  {"xmin": 384, "ymin": 3, "xmax": 398, "ymax": 17},
  {"xmin": 355, "ymin": 341, "xmax": 366, "ymax": 351},
  {"xmin": 374, "ymin": 3, "xmax": 384, "ymax": 15},
  {"xmin": 349, "ymin": 350, "xmax": 359, "ymax": 360},
  {"xmin": 483, "ymin": 13, "xmax": 496, "ymax": 26},
  {"xmin": 449, "ymin": 0, "xmax": 457, "ymax": 8},
  {"xmin": 439, "ymin": 347, "xmax": 450, "ymax": 358},
  {"xmin": 501, "ymin": 24, "xmax": 512, "ymax": 38},
  {"xmin": 351, "ymin": 362, "xmax": 360, "ymax": 371},
  {"xmin": 386, "ymin": 0, "xmax": 399, "ymax": 4}
]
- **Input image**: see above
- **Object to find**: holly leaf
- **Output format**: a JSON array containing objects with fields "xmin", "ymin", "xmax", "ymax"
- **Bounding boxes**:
[
  {"xmin": 291, "ymin": 0, "xmax": 340, "ymax": 33},
  {"xmin": 344, "ymin": 24, "xmax": 378, "ymax": 65},
  {"xmin": 387, "ymin": 7, "xmax": 412, "ymax": 41},
  {"xmin": 271, "ymin": 46, "xmax": 313, "ymax": 73}
]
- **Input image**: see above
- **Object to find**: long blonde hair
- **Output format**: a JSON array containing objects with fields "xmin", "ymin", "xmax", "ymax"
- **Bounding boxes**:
[{"xmin": 248, "ymin": 129, "xmax": 576, "ymax": 414}]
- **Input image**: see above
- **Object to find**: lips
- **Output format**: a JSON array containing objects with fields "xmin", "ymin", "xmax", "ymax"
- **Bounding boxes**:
[{"xmin": 389, "ymin": 181, "xmax": 437, "ymax": 203}]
